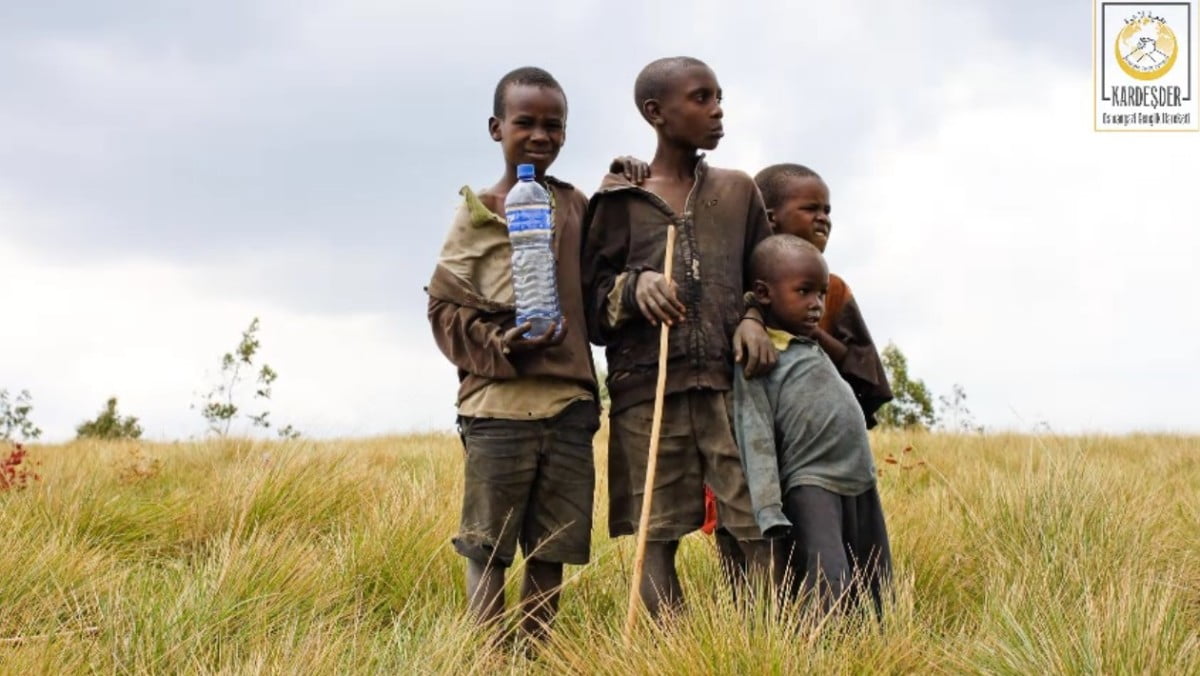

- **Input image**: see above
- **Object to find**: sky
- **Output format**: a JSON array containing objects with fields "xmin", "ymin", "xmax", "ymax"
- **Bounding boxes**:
[{"xmin": 2, "ymin": 0, "xmax": 1198, "ymax": 441}]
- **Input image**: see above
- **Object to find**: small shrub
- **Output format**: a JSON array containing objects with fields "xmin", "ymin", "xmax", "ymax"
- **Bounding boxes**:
[
  {"xmin": 117, "ymin": 446, "xmax": 160, "ymax": 484},
  {"xmin": 76, "ymin": 397, "xmax": 143, "ymax": 440},
  {"xmin": 195, "ymin": 318, "xmax": 300, "ymax": 438},
  {"xmin": 876, "ymin": 343, "xmax": 938, "ymax": 430},
  {"xmin": 937, "ymin": 384, "xmax": 984, "ymax": 433},
  {"xmin": 0, "ymin": 389, "xmax": 42, "ymax": 442},
  {"xmin": 1, "ymin": 443, "xmax": 40, "ymax": 491}
]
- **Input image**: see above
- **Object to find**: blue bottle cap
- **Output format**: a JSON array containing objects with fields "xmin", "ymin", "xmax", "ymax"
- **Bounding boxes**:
[{"xmin": 516, "ymin": 164, "xmax": 535, "ymax": 180}]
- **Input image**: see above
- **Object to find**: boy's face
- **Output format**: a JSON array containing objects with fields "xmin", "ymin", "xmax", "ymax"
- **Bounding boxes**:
[
  {"xmin": 753, "ymin": 250, "xmax": 828, "ymax": 337},
  {"xmin": 489, "ymin": 84, "xmax": 567, "ymax": 176},
  {"xmin": 769, "ymin": 176, "xmax": 832, "ymax": 252},
  {"xmin": 649, "ymin": 65, "xmax": 724, "ymax": 150}
]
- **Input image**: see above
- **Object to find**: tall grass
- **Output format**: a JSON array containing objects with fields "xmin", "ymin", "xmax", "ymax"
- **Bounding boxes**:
[{"xmin": 1, "ymin": 430, "xmax": 1197, "ymax": 673}]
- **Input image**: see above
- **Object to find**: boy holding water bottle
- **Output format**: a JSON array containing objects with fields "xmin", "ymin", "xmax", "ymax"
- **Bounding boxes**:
[{"xmin": 426, "ymin": 66, "xmax": 601, "ymax": 642}]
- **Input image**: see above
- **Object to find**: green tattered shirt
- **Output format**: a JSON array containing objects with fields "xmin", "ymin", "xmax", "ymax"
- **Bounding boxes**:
[{"xmin": 732, "ymin": 328, "xmax": 878, "ymax": 537}]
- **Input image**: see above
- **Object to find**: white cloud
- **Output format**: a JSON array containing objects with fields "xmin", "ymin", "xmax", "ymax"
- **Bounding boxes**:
[
  {"xmin": 0, "ymin": 222, "xmax": 457, "ymax": 441},
  {"xmin": 2, "ymin": 1, "xmax": 1196, "ymax": 440},
  {"xmin": 830, "ymin": 58, "xmax": 1200, "ymax": 433}
]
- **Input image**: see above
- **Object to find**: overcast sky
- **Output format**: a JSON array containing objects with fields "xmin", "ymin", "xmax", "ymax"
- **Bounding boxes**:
[{"xmin": 3, "ymin": 1, "xmax": 1198, "ymax": 440}]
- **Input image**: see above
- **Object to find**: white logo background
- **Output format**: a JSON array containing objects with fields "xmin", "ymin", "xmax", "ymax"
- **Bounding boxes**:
[{"xmin": 1096, "ymin": 2, "xmax": 1199, "ymax": 131}]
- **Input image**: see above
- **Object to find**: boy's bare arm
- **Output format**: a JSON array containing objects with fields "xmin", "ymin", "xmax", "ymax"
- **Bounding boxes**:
[
  {"xmin": 811, "ymin": 327, "xmax": 850, "ymax": 365},
  {"xmin": 734, "ymin": 310, "xmax": 777, "ymax": 378}
]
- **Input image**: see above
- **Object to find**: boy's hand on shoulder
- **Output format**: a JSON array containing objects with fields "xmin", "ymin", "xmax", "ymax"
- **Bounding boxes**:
[
  {"xmin": 809, "ymin": 326, "xmax": 849, "ymax": 365},
  {"xmin": 635, "ymin": 272, "xmax": 686, "ymax": 327},
  {"xmin": 501, "ymin": 320, "xmax": 568, "ymax": 356},
  {"xmin": 734, "ymin": 317, "xmax": 778, "ymax": 378},
  {"xmin": 609, "ymin": 156, "xmax": 651, "ymax": 185}
]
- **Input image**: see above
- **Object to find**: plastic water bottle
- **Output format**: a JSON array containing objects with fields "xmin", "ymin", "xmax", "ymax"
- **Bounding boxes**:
[{"xmin": 505, "ymin": 164, "xmax": 561, "ymax": 337}]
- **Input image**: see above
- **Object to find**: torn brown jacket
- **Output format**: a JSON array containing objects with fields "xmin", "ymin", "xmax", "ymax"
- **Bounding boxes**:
[
  {"xmin": 581, "ymin": 159, "xmax": 772, "ymax": 413},
  {"xmin": 820, "ymin": 273, "xmax": 894, "ymax": 429},
  {"xmin": 426, "ymin": 178, "xmax": 597, "ymax": 409}
]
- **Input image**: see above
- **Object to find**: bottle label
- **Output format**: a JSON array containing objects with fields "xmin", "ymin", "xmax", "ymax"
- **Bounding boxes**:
[{"xmin": 506, "ymin": 205, "xmax": 552, "ymax": 233}]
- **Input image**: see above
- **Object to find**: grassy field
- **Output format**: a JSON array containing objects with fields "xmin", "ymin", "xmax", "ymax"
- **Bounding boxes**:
[{"xmin": 2, "ymin": 429, "xmax": 1198, "ymax": 673}]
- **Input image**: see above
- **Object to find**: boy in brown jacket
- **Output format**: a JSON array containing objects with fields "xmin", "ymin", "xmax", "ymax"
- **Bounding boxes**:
[
  {"xmin": 427, "ymin": 66, "xmax": 600, "ymax": 641},
  {"xmin": 581, "ymin": 56, "xmax": 778, "ymax": 618}
]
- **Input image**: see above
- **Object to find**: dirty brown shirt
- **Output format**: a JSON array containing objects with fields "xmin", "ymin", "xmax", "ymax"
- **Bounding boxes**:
[
  {"xmin": 581, "ymin": 159, "xmax": 772, "ymax": 413},
  {"xmin": 427, "ymin": 178, "xmax": 597, "ymax": 416}
]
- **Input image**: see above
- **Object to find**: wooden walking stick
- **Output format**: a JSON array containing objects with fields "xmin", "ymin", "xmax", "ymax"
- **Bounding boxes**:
[{"xmin": 624, "ymin": 223, "xmax": 677, "ymax": 643}]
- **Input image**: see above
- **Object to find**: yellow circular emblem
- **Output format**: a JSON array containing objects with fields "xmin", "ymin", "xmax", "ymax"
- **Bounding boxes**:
[{"xmin": 1115, "ymin": 14, "xmax": 1177, "ymax": 81}]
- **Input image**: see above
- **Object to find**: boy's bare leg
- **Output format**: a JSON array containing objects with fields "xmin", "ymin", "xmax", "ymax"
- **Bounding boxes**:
[
  {"xmin": 640, "ymin": 540, "xmax": 684, "ymax": 618},
  {"xmin": 769, "ymin": 537, "xmax": 797, "ymax": 598},
  {"xmin": 518, "ymin": 558, "xmax": 563, "ymax": 640},
  {"xmin": 715, "ymin": 530, "xmax": 747, "ymax": 601},
  {"xmin": 740, "ymin": 538, "xmax": 782, "ymax": 601},
  {"xmin": 717, "ymin": 536, "xmax": 788, "ymax": 606},
  {"xmin": 465, "ymin": 559, "xmax": 506, "ymax": 625}
]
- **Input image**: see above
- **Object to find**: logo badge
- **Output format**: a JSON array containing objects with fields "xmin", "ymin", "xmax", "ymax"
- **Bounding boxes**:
[
  {"xmin": 1095, "ymin": 2, "xmax": 1199, "ymax": 131},
  {"xmin": 1116, "ymin": 12, "xmax": 1178, "ymax": 79}
]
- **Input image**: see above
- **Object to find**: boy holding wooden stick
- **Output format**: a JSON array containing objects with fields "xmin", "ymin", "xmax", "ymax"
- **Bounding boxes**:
[{"xmin": 581, "ymin": 56, "xmax": 778, "ymax": 618}]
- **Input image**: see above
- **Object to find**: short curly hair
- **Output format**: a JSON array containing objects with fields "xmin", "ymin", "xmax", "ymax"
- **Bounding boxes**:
[
  {"xmin": 753, "ymin": 163, "xmax": 821, "ymax": 210},
  {"xmin": 633, "ymin": 56, "xmax": 709, "ymax": 117},
  {"xmin": 749, "ymin": 233, "xmax": 823, "ymax": 283},
  {"xmin": 493, "ymin": 66, "xmax": 566, "ymax": 118}
]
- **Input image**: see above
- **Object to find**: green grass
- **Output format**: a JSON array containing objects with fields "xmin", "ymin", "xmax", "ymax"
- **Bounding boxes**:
[{"xmin": 2, "ymin": 430, "xmax": 1198, "ymax": 673}]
